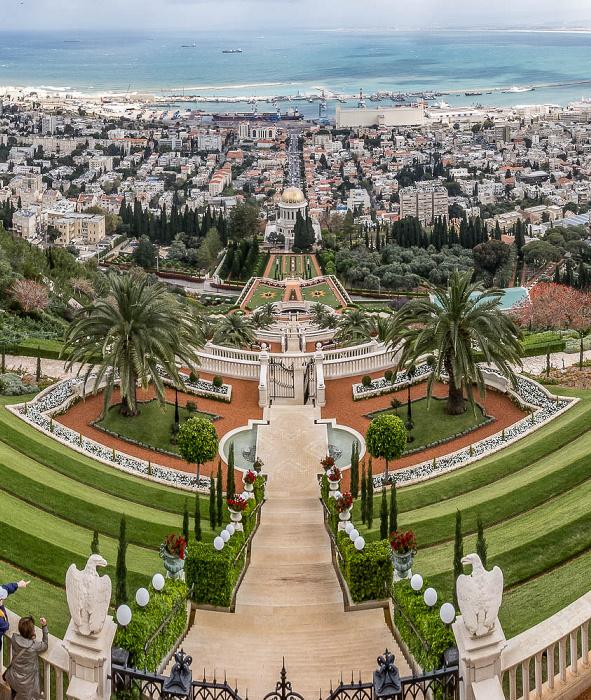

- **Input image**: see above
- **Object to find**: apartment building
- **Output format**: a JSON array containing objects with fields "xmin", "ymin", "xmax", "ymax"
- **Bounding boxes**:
[
  {"xmin": 47, "ymin": 212, "xmax": 106, "ymax": 245},
  {"xmin": 399, "ymin": 186, "xmax": 449, "ymax": 224}
]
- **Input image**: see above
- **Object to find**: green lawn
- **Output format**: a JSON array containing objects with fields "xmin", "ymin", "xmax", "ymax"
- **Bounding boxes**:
[
  {"xmin": 97, "ymin": 400, "xmax": 218, "ymax": 456},
  {"xmin": 248, "ymin": 282, "xmax": 284, "ymax": 309},
  {"xmin": 366, "ymin": 398, "xmax": 489, "ymax": 454},
  {"xmin": 300, "ymin": 281, "xmax": 342, "ymax": 309},
  {"xmin": 353, "ymin": 386, "xmax": 591, "ymax": 638}
]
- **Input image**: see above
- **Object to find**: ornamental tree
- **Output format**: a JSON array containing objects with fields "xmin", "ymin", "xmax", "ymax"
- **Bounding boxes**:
[
  {"xmin": 177, "ymin": 417, "xmax": 219, "ymax": 484},
  {"xmin": 365, "ymin": 414, "xmax": 407, "ymax": 485},
  {"xmin": 9, "ymin": 278, "xmax": 49, "ymax": 313}
]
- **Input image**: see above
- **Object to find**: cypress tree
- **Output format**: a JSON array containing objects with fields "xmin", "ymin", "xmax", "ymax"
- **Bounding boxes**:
[
  {"xmin": 350, "ymin": 442, "xmax": 359, "ymax": 499},
  {"xmin": 209, "ymin": 476, "xmax": 216, "ymax": 529},
  {"xmin": 182, "ymin": 499, "xmax": 189, "ymax": 544},
  {"xmin": 174, "ymin": 389, "xmax": 179, "ymax": 424},
  {"xmin": 367, "ymin": 458, "xmax": 374, "ymax": 529},
  {"xmin": 380, "ymin": 488, "xmax": 388, "ymax": 540},
  {"xmin": 389, "ymin": 481, "xmax": 398, "ymax": 536},
  {"xmin": 216, "ymin": 461, "xmax": 223, "ymax": 527},
  {"xmin": 1, "ymin": 346, "xmax": 5, "ymax": 374},
  {"xmin": 36, "ymin": 347, "xmax": 41, "ymax": 382},
  {"xmin": 360, "ymin": 462, "xmax": 367, "ymax": 525},
  {"xmin": 115, "ymin": 516, "xmax": 127, "ymax": 608},
  {"xmin": 194, "ymin": 492, "xmax": 202, "ymax": 541},
  {"xmin": 476, "ymin": 516, "xmax": 487, "ymax": 569},
  {"xmin": 453, "ymin": 510, "xmax": 464, "ymax": 609},
  {"xmin": 91, "ymin": 530, "xmax": 100, "ymax": 555},
  {"xmin": 226, "ymin": 443, "xmax": 236, "ymax": 499}
]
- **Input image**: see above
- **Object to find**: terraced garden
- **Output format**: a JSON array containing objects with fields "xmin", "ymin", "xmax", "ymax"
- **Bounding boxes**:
[
  {"xmin": 0, "ymin": 394, "xmax": 222, "ymax": 636},
  {"xmin": 353, "ymin": 386, "xmax": 591, "ymax": 637},
  {"xmin": 300, "ymin": 281, "xmax": 342, "ymax": 309}
]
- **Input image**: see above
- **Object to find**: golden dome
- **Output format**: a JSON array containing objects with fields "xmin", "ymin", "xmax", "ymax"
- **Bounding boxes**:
[{"xmin": 281, "ymin": 186, "xmax": 305, "ymax": 204}]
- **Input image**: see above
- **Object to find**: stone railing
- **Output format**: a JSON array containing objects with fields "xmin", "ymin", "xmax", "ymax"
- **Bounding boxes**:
[
  {"xmin": 323, "ymin": 342, "xmax": 393, "ymax": 379},
  {"xmin": 1, "ymin": 610, "xmax": 69, "ymax": 700},
  {"xmin": 197, "ymin": 344, "xmax": 260, "ymax": 380},
  {"xmin": 501, "ymin": 591, "xmax": 591, "ymax": 699}
]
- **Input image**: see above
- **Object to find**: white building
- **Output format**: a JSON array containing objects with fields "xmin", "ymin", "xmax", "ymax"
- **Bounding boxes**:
[
  {"xmin": 264, "ymin": 187, "xmax": 322, "ymax": 251},
  {"xmin": 399, "ymin": 186, "xmax": 449, "ymax": 224},
  {"xmin": 347, "ymin": 189, "xmax": 371, "ymax": 211},
  {"xmin": 335, "ymin": 104, "xmax": 425, "ymax": 129},
  {"xmin": 41, "ymin": 115, "xmax": 57, "ymax": 135},
  {"xmin": 198, "ymin": 134, "xmax": 223, "ymax": 152}
]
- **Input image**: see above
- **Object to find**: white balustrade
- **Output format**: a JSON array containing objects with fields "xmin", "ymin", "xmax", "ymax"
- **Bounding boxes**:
[
  {"xmin": 1, "ymin": 610, "xmax": 69, "ymax": 700},
  {"xmin": 501, "ymin": 591, "xmax": 591, "ymax": 699}
]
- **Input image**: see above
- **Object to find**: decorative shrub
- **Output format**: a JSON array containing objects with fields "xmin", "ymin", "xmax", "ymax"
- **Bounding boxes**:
[
  {"xmin": 384, "ymin": 369, "xmax": 393, "ymax": 382},
  {"xmin": 213, "ymin": 375, "xmax": 223, "ymax": 388},
  {"xmin": 185, "ymin": 532, "xmax": 246, "ymax": 607},
  {"xmin": 361, "ymin": 374, "xmax": 372, "ymax": 387},
  {"xmin": 0, "ymin": 373, "xmax": 38, "ymax": 396},
  {"xmin": 114, "ymin": 579, "xmax": 188, "ymax": 672},
  {"xmin": 337, "ymin": 531, "xmax": 392, "ymax": 602},
  {"xmin": 392, "ymin": 579, "xmax": 456, "ymax": 671},
  {"xmin": 185, "ymin": 400, "xmax": 197, "ymax": 414},
  {"xmin": 189, "ymin": 370, "xmax": 199, "ymax": 384}
]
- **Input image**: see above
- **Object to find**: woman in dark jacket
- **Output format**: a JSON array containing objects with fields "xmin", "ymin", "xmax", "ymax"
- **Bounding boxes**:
[{"xmin": 4, "ymin": 616, "xmax": 48, "ymax": 700}]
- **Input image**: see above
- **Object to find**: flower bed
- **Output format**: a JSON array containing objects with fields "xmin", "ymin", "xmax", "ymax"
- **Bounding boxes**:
[
  {"xmin": 371, "ymin": 369, "xmax": 575, "ymax": 489},
  {"xmin": 8, "ymin": 378, "xmax": 211, "ymax": 490},
  {"xmin": 159, "ymin": 367, "xmax": 232, "ymax": 403},
  {"xmin": 352, "ymin": 364, "xmax": 432, "ymax": 400}
]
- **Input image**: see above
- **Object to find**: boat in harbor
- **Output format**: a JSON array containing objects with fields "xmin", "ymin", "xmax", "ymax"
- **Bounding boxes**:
[
  {"xmin": 181, "ymin": 42, "xmax": 196, "ymax": 48},
  {"xmin": 505, "ymin": 86, "xmax": 534, "ymax": 93},
  {"xmin": 211, "ymin": 107, "xmax": 303, "ymax": 122},
  {"xmin": 222, "ymin": 48, "xmax": 242, "ymax": 53},
  {"xmin": 465, "ymin": 91, "xmax": 483, "ymax": 96}
]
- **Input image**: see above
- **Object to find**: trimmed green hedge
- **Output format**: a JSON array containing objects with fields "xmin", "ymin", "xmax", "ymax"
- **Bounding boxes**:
[
  {"xmin": 185, "ymin": 532, "xmax": 246, "ymax": 607},
  {"xmin": 337, "ymin": 531, "xmax": 392, "ymax": 602},
  {"xmin": 392, "ymin": 579, "xmax": 455, "ymax": 671},
  {"xmin": 114, "ymin": 579, "xmax": 188, "ymax": 672}
]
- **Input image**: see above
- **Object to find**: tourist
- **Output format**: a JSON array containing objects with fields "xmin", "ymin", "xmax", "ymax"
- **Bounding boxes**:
[
  {"xmin": 4, "ymin": 616, "xmax": 48, "ymax": 700},
  {"xmin": 0, "ymin": 581, "xmax": 30, "ymax": 654}
]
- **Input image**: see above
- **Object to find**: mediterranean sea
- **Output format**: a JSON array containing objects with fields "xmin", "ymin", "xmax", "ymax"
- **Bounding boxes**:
[{"xmin": 2, "ymin": 29, "xmax": 591, "ymax": 116}]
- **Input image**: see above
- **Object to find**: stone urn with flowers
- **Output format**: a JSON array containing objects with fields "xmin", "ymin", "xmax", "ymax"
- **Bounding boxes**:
[
  {"xmin": 227, "ymin": 495, "xmax": 248, "ymax": 531},
  {"xmin": 320, "ymin": 455, "xmax": 336, "ymax": 473},
  {"xmin": 159, "ymin": 533, "xmax": 187, "ymax": 580},
  {"xmin": 243, "ymin": 469, "xmax": 257, "ymax": 499},
  {"xmin": 326, "ymin": 466, "xmax": 342, "ymax": 496},
  {"xmin": 389, "ymin": 530, "xmax": 417, "ymax": 582},
  {"xmin": 334, "ymin": 492, "xmax": 354, "ymax": 530}
]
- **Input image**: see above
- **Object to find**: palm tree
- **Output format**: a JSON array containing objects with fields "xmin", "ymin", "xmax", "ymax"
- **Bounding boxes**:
[
  {"xmin": 310, "ymin": 301, "xmax": 338, "ymax": 330},
  {"xmin": 334, "ymin": 308, "xmax": 372, "ymax": 347},
  {"xmin": 369, "ymin": 314, "xmax": 393, "ymax": 343},
  {"xmin": 212, "ymin": 313, "xmax": 256, "ymax": 349},
  {"xmin": 63, "ymin": 272, "xmax": 202, "ymax": 417},
  {"xmin": 390, "ymin": 270, "xmax": 523, "ymax": 415},
  {"xmin": 252, "ymin": 302, "xmax": 278, "ymax": 329}
]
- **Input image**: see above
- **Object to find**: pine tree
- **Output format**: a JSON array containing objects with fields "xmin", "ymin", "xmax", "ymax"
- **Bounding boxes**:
[
  {"xmin": 216, "ymin": 461, "xmax": 223, "ymax": 527},
  {"xmin": 360, "ymin": 462, "xmax": 367, "ymax": 525},
  {"xmin": 226, "ymin": 444, "xmax": 236, "ymax": 499},
  {"xmin": 380, "ymin": 488, "xmax": 388, "ymax": 540},
  {"xmin": 36, "ymin": 347, "xmax": 41, "ymax": 383},
  {"xmin": 183, "ymin": 499, "xmax": 189, "ymax": 544},
  {"xmin": 453, "ymin": 510, "xmax": 464, "ymax": 609},
  {"xmin": 194, "ymin": 493, "xmax": 202, "ymax": 541},
  {"xmin": 389, "ymin": 481, "xmax": 398, "ymax": 536},
  {"xmin": 367, "ymin": 459, "xmax": 374, "ymax": 529},
  {"xmin": 209, "ymin": 477, "xmax": 216, "ymax": 529},
  {"xmin": 91, "ymin": 530, "xmax": 100, "ymax": 555},
  {"xmin": 350, "ymin": 442, "xmax": 360, "ymax": 499},
  {"xmin": 476, "ymin": 516, "xmax": 487, "ymax": 569},
  {"xmin": 115, "ymin": 516, "xmax": 127, "ymax": 608}
]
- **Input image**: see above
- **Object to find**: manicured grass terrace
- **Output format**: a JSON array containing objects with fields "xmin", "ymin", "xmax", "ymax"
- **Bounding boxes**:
[
  {"xmin": 353, "ymin": 386, "xmax": 591, "ymax": 637},
  {"xmin": 300, "ymin": 281, "xmax": 342, "ymax": 309},
  {"xmin": 366, "ymin": 397, "xmax": 488, "ymax": 453},
  {"xmin": 248, "ymin": 282, "xmax": 283, "ymax": 309},
  {"xmin": 97, "ymin": 400, "xmax": 217, "ymax": 456}
]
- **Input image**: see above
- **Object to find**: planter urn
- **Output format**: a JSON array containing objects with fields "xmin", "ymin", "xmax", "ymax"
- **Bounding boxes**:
[
  {"xmin": 390, "ymin": 548, "xmax": 416, "ymax": 582},
  {"xmin": 159, "ymin": 547, "xmax": 186, "ymax": 581}
]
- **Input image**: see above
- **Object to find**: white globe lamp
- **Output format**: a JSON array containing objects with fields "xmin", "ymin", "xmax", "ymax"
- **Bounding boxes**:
[
  {"xmin": 221, "ymin": 530, "xmax": 230, "ymax": 543},
  {"xmin": 135, "ymin": 588, "xmax": 150, "ymax": 608},
  {"xmin": 423, "ymin": 587, "xmax": 438, "ymax": 609},
  {"xmin": 440, "ymin": 602, "xmax": 456, "ymax": 626},
  {"xmin": 354, "ymin": 536, "xmax": 365, "ymax": 551},
  {"xmin": 226, "ymin": 524, "xmax": 235, "ymax": 536},
  {"xmin": 116, "ymin": 604, "xmax": 132, "ymax": 626},
  {"xmin": 410, "ymin": 574, "xmax": 423, "ymax": 592},
  {"xmin": 349, "ymin": 528, "xmax": 359, "ymax": 542},
  {"xmin": 152, "ymin": 573, "xmax": 165, "ymax": 592},
  {"xmin": 345, "ymin": 522, "xmax": 354, "ymax": 535},
  {"xmin": 213, "ymin": 536, "xmax": 225, "ymax": 551}
]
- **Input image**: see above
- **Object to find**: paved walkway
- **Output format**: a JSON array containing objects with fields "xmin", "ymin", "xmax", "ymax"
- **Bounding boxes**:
[
  {"xmin": 519, "ymin": 349, "xmax": 591, "ymax": 375},
  {"xmin": 180, "ymin": 404, "xmax": 408, "ymax": 698}
]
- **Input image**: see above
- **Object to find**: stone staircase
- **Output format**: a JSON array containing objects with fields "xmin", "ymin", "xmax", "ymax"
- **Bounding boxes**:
[{"xmin": 179, "ymin": 405, "xmax": 410, "ymax": 699}]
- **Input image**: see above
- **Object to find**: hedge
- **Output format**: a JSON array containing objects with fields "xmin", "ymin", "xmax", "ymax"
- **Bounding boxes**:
[
  {"xmin": 337, "ymin": 531, "xmax": 392, "ymax": 602},
  {"xmin": 392, "ymin": 579, "xmax": 455, "ymax": 671},
  {"xmin": 185, "ymin": 532, "xmax": 246, "ymax": 607},
  {"xmin": 113, "ymin": 579, "xmax": 188, "ymax": 672}
]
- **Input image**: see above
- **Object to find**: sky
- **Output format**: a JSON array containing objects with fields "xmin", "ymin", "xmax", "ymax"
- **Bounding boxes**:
[{"xmin": 2, "ymin": 0, "xmax": 591, "ymax": 31}]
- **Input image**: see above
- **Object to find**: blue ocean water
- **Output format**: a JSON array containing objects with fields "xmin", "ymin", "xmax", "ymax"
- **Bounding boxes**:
[{"xmin": 1, "ymin": 29, "xmax": 591, "ymax": 114}]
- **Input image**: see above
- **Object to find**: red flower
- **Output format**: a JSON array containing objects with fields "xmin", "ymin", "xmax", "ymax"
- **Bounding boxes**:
[{"xmin": 390, "ymin": 529, "xmax": 417, "ymax": 554}]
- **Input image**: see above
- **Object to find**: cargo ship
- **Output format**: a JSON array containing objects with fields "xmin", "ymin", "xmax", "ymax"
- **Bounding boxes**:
[
  {"xmin": 222, "ymin": 48, "xmax": 242, "ymax": 53},
  {"xmin": 211, "ymin": 107, "xmax": 304, "ymax": 122}
]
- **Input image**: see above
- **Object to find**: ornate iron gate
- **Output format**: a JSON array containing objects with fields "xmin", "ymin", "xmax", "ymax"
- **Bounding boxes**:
[
  {"xmin": 269, "ymin": 359, "xmax": 295, "ymax": 399},
  {"xmin": 303, "ymin": 359, "xmax": 316, "ymax": 404}
]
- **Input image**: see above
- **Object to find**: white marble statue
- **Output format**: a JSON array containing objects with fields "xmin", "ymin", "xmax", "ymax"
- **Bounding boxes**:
[
  {"xmin": 65, "ymin": 554, "xmax": 112, "ymax": 636},
  {"xmin": 456, "ymin": 553, "xmax": 503, "ymax": 637}
]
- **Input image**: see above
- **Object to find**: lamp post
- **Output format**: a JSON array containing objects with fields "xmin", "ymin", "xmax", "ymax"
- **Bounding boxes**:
[{"xmin": 406, "ymin": 365, "xmax": 415, "ymax": 438}]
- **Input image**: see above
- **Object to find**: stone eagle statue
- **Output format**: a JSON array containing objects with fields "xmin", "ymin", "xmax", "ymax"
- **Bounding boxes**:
[
  {"xmin": 65, "ymin": 554, "xmax": 111, "ymax": 636},
  {"xmin": 456, "ymin": 553, "xmax": 503, "ymax": 637}
]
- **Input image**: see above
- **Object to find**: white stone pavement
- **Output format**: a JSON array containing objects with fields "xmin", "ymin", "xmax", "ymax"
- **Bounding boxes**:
[
  {"xmin": 519, "ymin": 349, "xmax": 591, "ymax": 376},
  {"xmin": 180, "ymin": 404, "xmax": 408, "ymax": 698}
]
